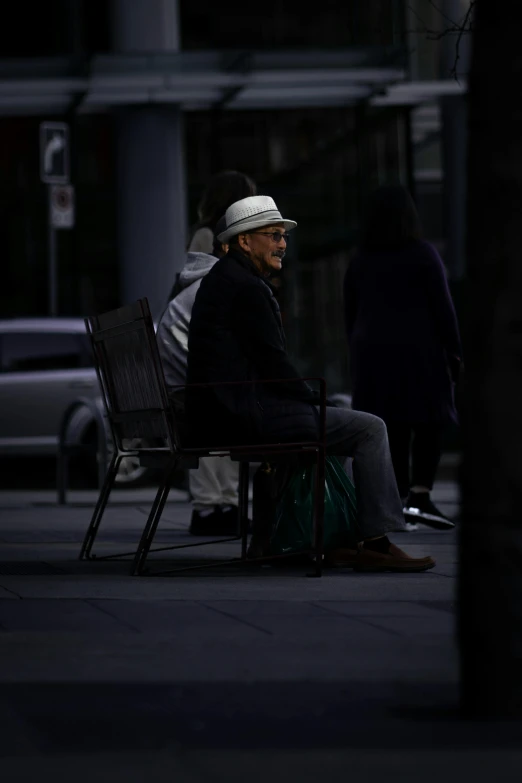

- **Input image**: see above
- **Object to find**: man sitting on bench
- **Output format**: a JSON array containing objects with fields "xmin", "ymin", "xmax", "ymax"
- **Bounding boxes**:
[{"xmin": 185, "ymin": 196, "xmax": 435, "ymax": 572}]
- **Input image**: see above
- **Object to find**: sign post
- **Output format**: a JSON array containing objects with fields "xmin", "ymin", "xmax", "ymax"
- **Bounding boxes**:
[
  {"xmin": 47, "ymin": 210, "xmax": 57, "ymax": 317},
  {"xmin": 39, "ymin": 122, "xmax": 71, "ymax": 317}
]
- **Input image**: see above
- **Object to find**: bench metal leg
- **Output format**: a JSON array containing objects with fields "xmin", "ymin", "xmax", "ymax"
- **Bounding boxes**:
[
  {"xmin": 310, "ymin": 448, "xmax": 326, "ymax": 578},
  {"xmin": 239, "ymin": 461, "xmax": 250, "ymax": 560},
  {"xmin": 134, "ymin": 459, "xmax": 251, "ymax": 577},
  {"xmin": 131, "ymin": 457, "xmax": 178, "ymax": 575},
  {"xmin": 79, "ymin": 453, "xmax": 121, "ymax": 560}
]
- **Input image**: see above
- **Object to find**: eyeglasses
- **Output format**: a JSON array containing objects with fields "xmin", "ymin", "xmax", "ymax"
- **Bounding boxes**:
[{"xmin": 249, "ymin": 231, "xmax": 290, "ymax": 243}]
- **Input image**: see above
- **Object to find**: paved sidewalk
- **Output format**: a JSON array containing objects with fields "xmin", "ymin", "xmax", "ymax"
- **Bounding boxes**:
[{"xmin": 0, "ymin": 481, "xmax": 520, "ymax": 782}]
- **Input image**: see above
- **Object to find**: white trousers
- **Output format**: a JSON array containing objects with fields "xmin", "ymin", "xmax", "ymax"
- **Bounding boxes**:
[{"xmin": 189, "ymin": 456, "xmax": 240, "ymax": 510}]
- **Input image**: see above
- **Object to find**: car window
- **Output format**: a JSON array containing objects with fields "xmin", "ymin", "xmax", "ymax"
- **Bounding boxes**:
[
  {"xmin": 78, "ymin": 332, "xmax": 94, "ymax": 367},
  {"xmin": 1, "ymin": 332, "xmax": 88, "ymax": 372}
]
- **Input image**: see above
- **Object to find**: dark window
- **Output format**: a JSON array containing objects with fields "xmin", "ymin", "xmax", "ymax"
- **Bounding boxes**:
[
  {"xmin": 180, "ymin": 0, "xmax": 403, "ymax": 49},
  {"xmin": 0, "ymin": 0, "xmax": 111, "ymax": 57},
  {"xmin": 1, "ymin": 332, "xmax": 89, "ymax": 372},
  {"xmin": 78, "ymin": 333, "xmax": 94, "ymax": 364}
]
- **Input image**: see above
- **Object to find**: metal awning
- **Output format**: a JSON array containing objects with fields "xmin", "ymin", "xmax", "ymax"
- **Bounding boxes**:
[
  {"xmin": 0, "ymin": 49, "xmax": 409, "ymax": 115},
  {"xmin": 371, "ymin": 79, "xmax": 467, "ymax": 107}
]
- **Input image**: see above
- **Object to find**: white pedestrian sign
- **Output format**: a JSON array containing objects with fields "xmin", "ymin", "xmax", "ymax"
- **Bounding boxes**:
[
  {"xmin": 50, "ymin": 185, "xmax": 75, "ymax": 230},
  {"xmin": 40, "ymin": 122, "xmax": 69, "ymax": 184}
]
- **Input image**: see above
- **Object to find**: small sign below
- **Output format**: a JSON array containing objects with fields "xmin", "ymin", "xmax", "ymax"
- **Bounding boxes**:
[
  {"xmin": 40, "ymin": 122, "xmax": 69, "ymax": 184},
  {"xmin": 50, "ymin": 185, "xmax": 75, "ymax": 230}
]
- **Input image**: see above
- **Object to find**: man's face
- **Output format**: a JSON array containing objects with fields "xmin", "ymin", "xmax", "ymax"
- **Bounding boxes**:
[{"xmin": 238, "ymin": 223, "xmax": 288, "ymax": 275}]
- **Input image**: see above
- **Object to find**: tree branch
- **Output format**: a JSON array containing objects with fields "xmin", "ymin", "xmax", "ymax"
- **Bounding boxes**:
[
  {"xmin": 406, "ymin": 1, "xmax": 475, "ymax": 82},
  {"xmin": 450, "ymin": 0, "xmax": 476, "ymax": 82}
]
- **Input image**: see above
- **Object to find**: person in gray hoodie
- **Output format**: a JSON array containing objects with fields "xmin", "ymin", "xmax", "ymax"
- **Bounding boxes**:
[{"xmin": 157, "ymin": 218, "xmax": 240, "ymax": 535}]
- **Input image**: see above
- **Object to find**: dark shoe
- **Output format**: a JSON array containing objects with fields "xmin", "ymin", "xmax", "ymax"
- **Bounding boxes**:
[
  {"xmin": 189, "ymin": 506, "xmax": 250, "ymax": 537},
  {"xmin": 404, "ymin": 491, "xmax": 455, "ymax": 530},
  {"xmin": 189, "ymin": 507, "xmax": 237, "ymax": 536},
  {"xmin": 189, "ymin": 508, "xmax": 221, "ymax": 536},
  {"xmin": 216, "ymin": 506, "xmax": 239, "ymax": 536},
  {"xmin": 395, "ymin": 520, "xmax": 419, "ymax": 532},
  {"xmin": 220, "ymin": 506, "xmax": 253, "ymax": 536},
  {"xmin": 354, "ymin": 542, "xmax": 436, "ymax": 572}
]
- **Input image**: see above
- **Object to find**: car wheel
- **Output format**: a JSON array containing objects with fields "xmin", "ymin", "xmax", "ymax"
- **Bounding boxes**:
[
  {"xmin": 64, "ymin": 402, "xmax": 155, "ymax": 489},
  {"xmin": 114, "ymin": 438, "xmax": 152, "ymax": 487}
]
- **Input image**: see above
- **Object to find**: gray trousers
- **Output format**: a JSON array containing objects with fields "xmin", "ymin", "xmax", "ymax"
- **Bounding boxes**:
[{"xmin": 319, "ymin": 406, "xmax": 406, "ymax": 540}]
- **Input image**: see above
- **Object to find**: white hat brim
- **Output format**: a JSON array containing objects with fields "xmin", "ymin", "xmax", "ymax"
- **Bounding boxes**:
[{"xmin": 218, "ymin": 216, "xmax": 297, "ymax": 244}]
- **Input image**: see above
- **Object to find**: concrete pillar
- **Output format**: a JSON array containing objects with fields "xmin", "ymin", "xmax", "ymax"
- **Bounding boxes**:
[
  {"xmin": 439, "ymin": 0, "xmax": 472, "ymax": 280},
  {"xmin": 112, "ymin": 0, "xmax": 180, "ymax": 51},
  {"xmin": 112, "ymin": 0, "xmax": 187, "ymax": 319}
]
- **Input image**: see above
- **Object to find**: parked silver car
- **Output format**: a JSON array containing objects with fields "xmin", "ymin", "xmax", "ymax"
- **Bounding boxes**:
[{"xmin": 0, "ymin": 318, "xmax": 150, "ymax": 486}]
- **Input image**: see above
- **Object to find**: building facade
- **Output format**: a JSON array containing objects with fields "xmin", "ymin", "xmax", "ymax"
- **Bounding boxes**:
[{"xmin": 0, "ymin": 0, "xmax": 468, "ymax": 393}]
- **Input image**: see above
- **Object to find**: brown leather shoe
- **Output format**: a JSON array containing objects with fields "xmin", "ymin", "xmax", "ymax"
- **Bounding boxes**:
[
  {"xmin": 354, "ymin": 542, "xmax": 436, "ymax": 572},
  {"xmin": 324, "ymin": 548, "xmax": 359, "ymax": 568}
]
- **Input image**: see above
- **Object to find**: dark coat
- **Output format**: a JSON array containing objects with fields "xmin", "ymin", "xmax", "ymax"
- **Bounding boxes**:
[
  {"xmin": 343, "ymin": 240, "xmax": 462, "ymax": 425},
  {"xmin": 186, "ymin": 248, "xmax": 319, "ymax": 446}
]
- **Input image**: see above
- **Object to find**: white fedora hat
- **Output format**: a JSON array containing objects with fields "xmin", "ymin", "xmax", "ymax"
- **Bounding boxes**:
[{"xmin": 217, "ymin": 195, "xmax": 297, "ymax": 243}]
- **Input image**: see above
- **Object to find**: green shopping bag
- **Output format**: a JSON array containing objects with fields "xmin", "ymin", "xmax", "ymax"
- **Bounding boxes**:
[{"xmin": 269, "ymin": 457, "xmax": 358, "ymax": 556}]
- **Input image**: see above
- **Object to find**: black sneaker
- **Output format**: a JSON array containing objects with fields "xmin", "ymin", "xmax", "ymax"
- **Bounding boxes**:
[
  {"xmin": 220, "ymin": 506, "xmax": 254, "ymax": 535},
  {"xmin": 403, "ymin": 492, "xmax": 455, "ymax": 530},
  {"xmin": 189, "ymin": 506, "xmax": 246, "ymax": 536},
  {"xmin": 217, "ymin": 506, "xmax": 240, "ymax": 536},
  {"xmin": 189, "ymin": 507, "xmax": 224, "ymax": 536}
]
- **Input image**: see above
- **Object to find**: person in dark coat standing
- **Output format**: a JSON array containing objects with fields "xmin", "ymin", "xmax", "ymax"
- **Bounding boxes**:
[
  {"xmin": 186, "ymin": 195, "xmax": 436, "ymax": 572},
  {"xmin": 343, "ymin": 185, "xmax": 462, "ymax": 530},
  {"xmin": 187, "ymin": 170, "xmax": 257, "ymax": 254}
]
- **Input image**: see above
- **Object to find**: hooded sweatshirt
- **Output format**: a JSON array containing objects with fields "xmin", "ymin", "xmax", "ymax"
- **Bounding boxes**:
[{"xmin": 157, "ymin": 252, "xmax": 218, "ymax": 390}]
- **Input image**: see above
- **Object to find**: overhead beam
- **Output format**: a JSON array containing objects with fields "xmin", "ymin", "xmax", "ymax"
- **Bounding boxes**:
[{"xmin": 0, "ymin": 51, "xmax": 467, "ymax": 115}]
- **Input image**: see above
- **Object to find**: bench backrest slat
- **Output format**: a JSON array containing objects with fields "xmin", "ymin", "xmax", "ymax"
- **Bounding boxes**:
[{"xmin": 85, "ymin": 298, "xmax": 180, "ymax": 452}]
